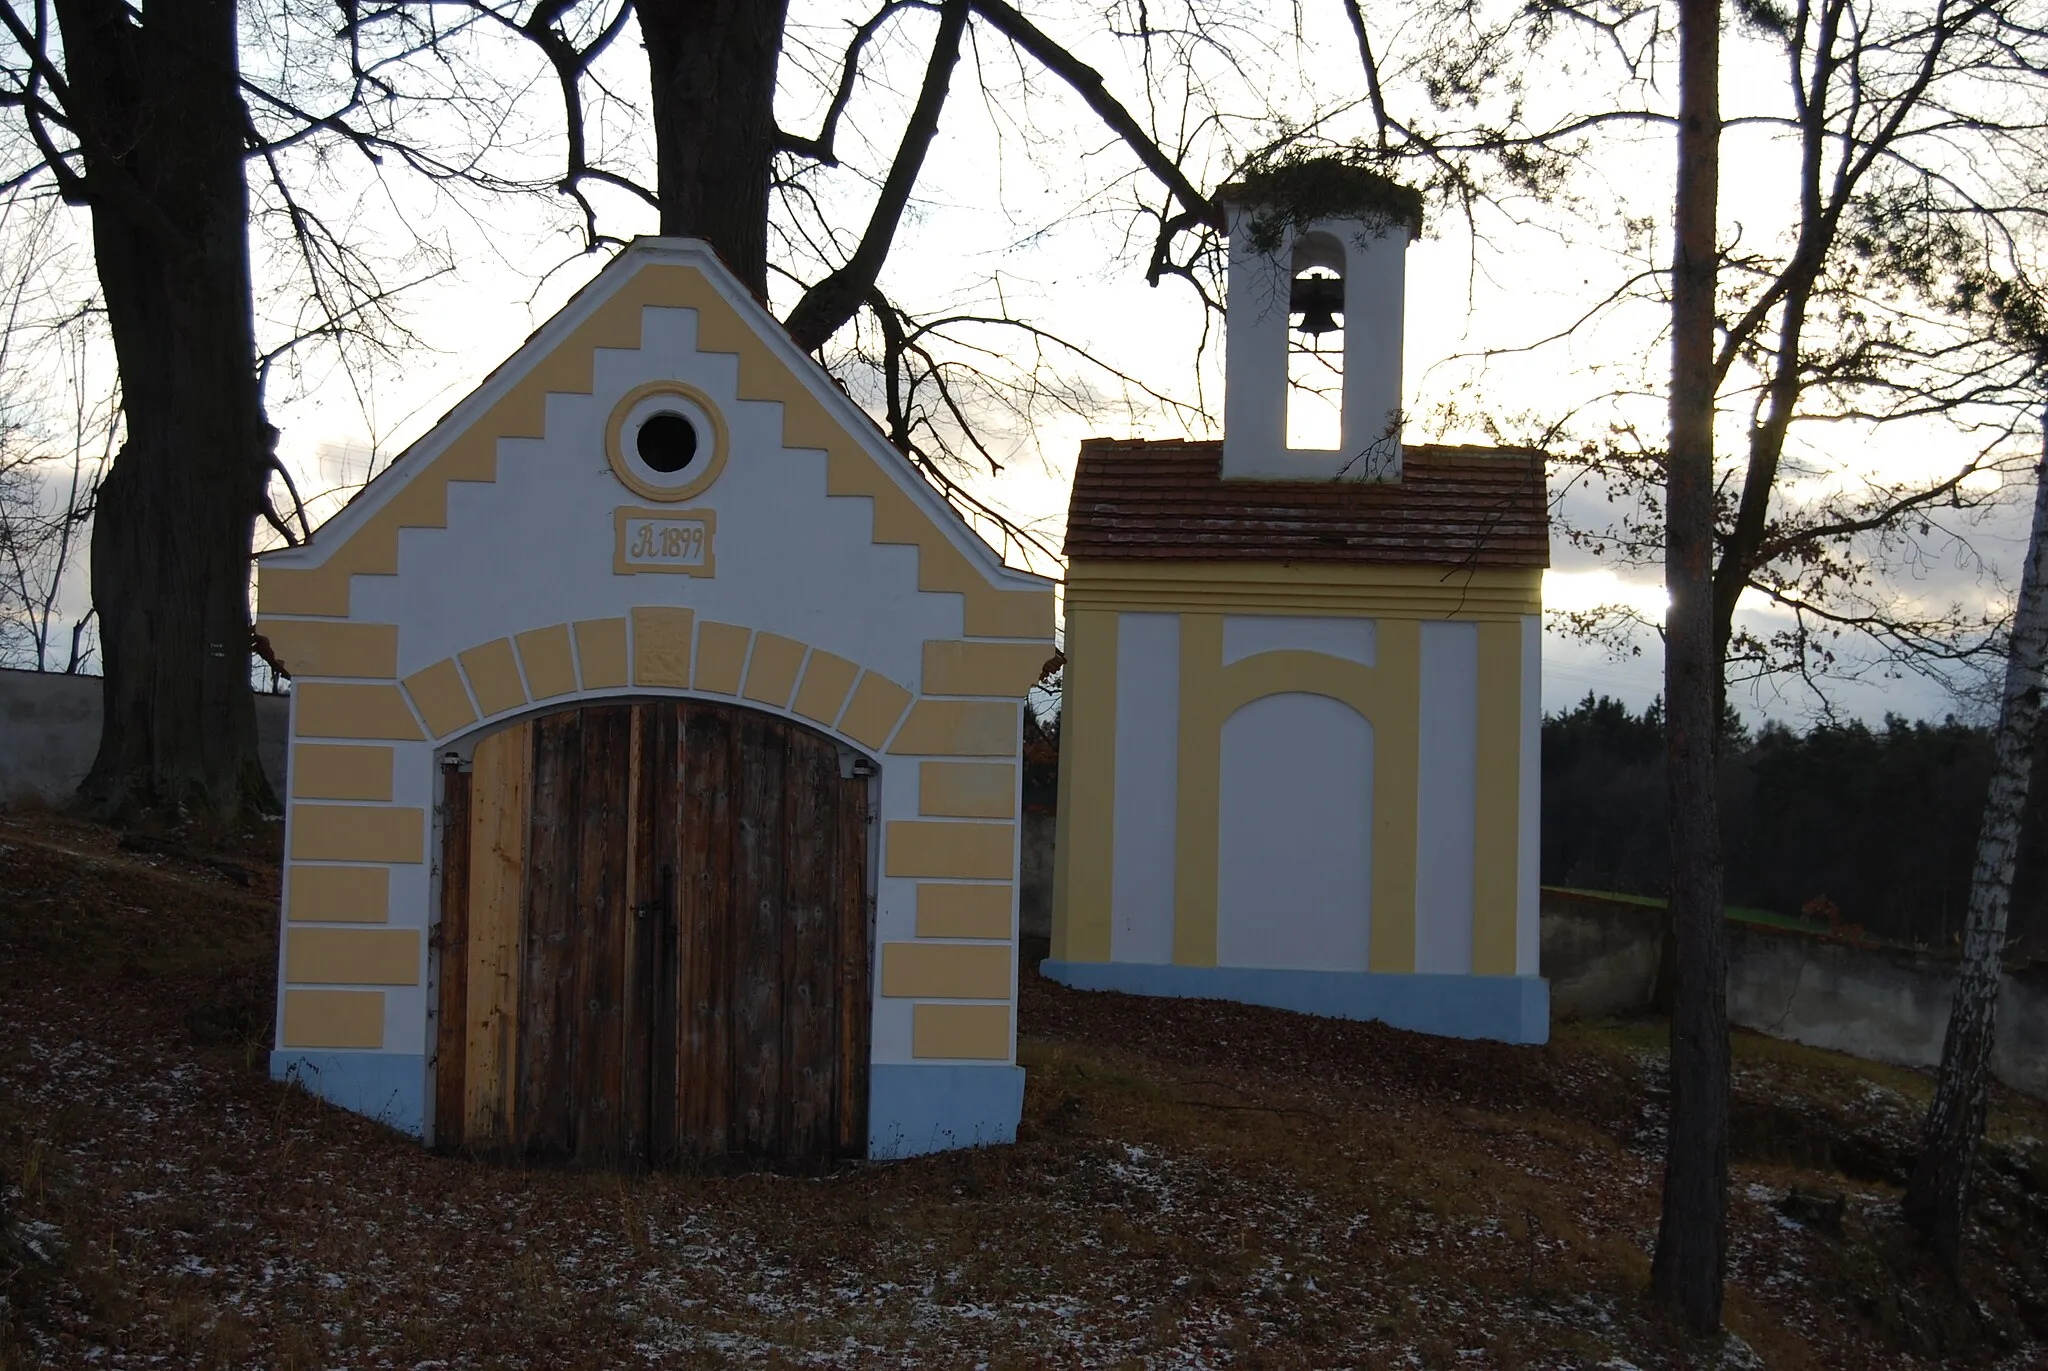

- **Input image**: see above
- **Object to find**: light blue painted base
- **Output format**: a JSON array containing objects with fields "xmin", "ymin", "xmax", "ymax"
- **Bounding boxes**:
[
  {"xmin": 271, "ymin": 1050, "xmax": 426, "ymax": 1137},
  {"xmin": 1040, "ymin": 960, "xmax": 1551, "ymax": 1045},
  {"xmin": 868, "ymin": 1063, "xmax": 1025, "ymax": 1160}
]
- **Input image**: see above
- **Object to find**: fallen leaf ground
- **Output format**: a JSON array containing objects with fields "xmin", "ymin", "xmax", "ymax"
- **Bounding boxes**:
[{"xmin": 2, "ymin": 807, "xmax": 2046, "ymax": 1369}]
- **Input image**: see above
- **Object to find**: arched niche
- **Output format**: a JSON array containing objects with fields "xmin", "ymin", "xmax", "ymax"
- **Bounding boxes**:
[{"xmin": 1214, "ymin": 691, "xmax": 1375, "ymax": 973}]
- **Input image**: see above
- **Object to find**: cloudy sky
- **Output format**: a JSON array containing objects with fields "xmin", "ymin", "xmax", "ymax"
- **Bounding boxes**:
[{"xmin": 12, "ymin": 0, "xmax": 2036, "ymax": 724}]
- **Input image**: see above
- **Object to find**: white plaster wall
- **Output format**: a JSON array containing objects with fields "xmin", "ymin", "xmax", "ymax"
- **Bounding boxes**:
[
  {"xmin": 1111, "ymin": 613, "xmax": 1180, "ymax": 964},
  {"xmin": 1221, "ymin": 614, "xmax": 1376, "ymax": 667},
  {"xmin": 1415, "ymin": 622, "xmax": 1478, "ymax": 975},
  {"xmin": 1338, "ymin": 226, "xmax": 1407, "ymax": 476},
  {"xmin": 1519, "ymin": 614, "xmax": 1543, "ymax": 976},
  {"xmin": 1221, "ymin": 211, "xmax": 1289, "ymax": 477},
  {"xmin": 1216, "ymin": 693, "xmax": 1374, "ymax": 971}
]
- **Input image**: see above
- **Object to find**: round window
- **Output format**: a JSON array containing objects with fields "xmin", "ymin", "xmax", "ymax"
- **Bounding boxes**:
[
  {"xmin": 605, "ymin": 382, "xmax": 728, "ymax": 501},
  {"xmin": 635, "ymin": 412, "xmax": 699, "ymax": 473}
]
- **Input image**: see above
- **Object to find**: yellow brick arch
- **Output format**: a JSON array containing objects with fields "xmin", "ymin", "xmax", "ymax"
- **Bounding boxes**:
[{"xmin": 396, "ymin": 610, "xmax": 918, "ymax": 758}]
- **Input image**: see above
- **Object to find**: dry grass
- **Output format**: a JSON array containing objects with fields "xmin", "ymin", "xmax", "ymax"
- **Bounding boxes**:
[{"xmin": 2, "ymin": 807, "xmax": 2046, "ymax": 1369}]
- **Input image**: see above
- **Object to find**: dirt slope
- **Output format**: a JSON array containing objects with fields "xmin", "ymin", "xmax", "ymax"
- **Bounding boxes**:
[{"xmin": 2, "ymin": 808, "xmax": 2045, "ymax": 1369}]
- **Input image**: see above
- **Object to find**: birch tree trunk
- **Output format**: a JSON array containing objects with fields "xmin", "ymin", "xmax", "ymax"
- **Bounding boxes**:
[
  {"xmin": 1649, "ymin": 0, "xmax": 1730, "ymax": 1333},
  {"xmin": 1904, "ymin": 414, "xmax": 2048, "ymax": 1271}
]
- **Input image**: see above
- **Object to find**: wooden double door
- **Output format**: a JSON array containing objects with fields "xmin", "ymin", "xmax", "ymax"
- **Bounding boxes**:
[{"xmin": 433, "ymin": 699, "xmax": 872, "ymax": 1167}]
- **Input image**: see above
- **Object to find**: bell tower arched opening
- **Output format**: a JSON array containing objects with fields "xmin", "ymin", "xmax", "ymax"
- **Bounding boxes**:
[{"xmin": 1286, "ymin": 233, "xmax": 1346, "ymax": 452}]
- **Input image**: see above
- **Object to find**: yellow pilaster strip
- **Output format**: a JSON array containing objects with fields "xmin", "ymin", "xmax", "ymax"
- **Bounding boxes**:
[
  {"xmin": 1472, "ymin": 620, "xmax": 1523, "ymax": 975},
  {"xmin": 1172, "ymin": 614, "xmax": 1224, "ymax": 966},
  {"xmin": 1050, "ymin": 609, "xmax": 1118, "ymax": 963},
  {"xmin": 1370, "ymin": 618, "xmax": 1422, "ymax": 973}
]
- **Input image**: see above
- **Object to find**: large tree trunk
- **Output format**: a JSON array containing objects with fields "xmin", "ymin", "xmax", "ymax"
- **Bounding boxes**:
[
  {"xmin": 1905, "ymin": 416, "xmax": 2048, "ymax": 1270},
  {"xmin": 1650, "ymin": 0, "xmax": 1729, "ymax": 1335},
  {"xmin": 636, "ymin": 0, "xmax": 791, "ymax": 299},
  {"xmin": 54, "ymin": 0, "xmax": 275, "ymax": 820}
]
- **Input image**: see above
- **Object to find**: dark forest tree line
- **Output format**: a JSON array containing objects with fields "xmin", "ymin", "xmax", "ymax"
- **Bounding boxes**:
[{"xmin": 1544, "ymin": 693, "xmax": 2048, "ymax": 953}]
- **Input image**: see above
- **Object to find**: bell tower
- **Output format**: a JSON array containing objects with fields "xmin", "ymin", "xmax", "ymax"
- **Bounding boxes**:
[{"xmin": 1219, "ymin": 162, "xmax": 1419, "ymax": 482}]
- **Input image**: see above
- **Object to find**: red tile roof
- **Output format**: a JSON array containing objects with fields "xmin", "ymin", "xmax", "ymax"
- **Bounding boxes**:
[{"xmin": 1064, "ymin": 439, "xmax": 1549, "ymax": 569}]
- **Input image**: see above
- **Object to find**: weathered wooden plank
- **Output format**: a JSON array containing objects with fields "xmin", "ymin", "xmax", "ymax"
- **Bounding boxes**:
[
  {"xmin": 570, "ymin": 704, "xmax": 633, "ymax": 1166},
  {"xmin": 620, "ymin": 704, "xmax": 655, "ymax": 1165},
  {"xmin": 619, "ymin": 700, "xmax": 679, "ymax": 1165},
  {"xmin": 516, "ymin": 709, "xmax": 582, "ymax": 1158},
  {"xmin": 836, "ymin": 762, "xmax": 873, "ymax": 1159},
  {"xmin": 677, "ymin": 701, "xmax": 735, "ymax": 1160},
  {"xmin": 780, "ymin": 724, "xmax": 839, "ymax": 1162},
  {"xmin": 465, "ymin": 721, "xmax": 531, "ymax": 1148},
  {"xmin": 644, "ymin": 701, "xmax": 683, "ymax": 1164},
  {"xmin": 433, "ymin": 757, "xmax": 472, "ymax": 1151},
  {"xmin": 730, "ymin": 709, "xmax": 787, "ymax": 1158}
]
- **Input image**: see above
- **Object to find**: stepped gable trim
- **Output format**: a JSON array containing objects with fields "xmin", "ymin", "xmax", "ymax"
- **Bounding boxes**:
[
  {"xmin": 256, "ymin": 241, "xmax": 1051, "ymax": 639},
  {"xmin": 1064, "ymin": 438, "xmax": 1549, "ymax": 569}
]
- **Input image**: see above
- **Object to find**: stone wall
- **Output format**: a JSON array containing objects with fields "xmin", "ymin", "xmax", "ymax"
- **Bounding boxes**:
[
  {"xmin": 1542, "ymin": 891, "xmax": 1666, "ymax": 1020},
  {"xmin": 0, "ymin": 668, "xmax": 289, "ymax": 804},
  {"xmin": 1020, "ymin": 811, "xmax": 1055, "ymax": 941},
  {"xmin": 1543, "ymin": 887, "xmax": 2048, "ymax": 1098}
]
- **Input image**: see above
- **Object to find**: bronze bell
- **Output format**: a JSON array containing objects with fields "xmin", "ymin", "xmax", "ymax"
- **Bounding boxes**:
[{"xmin": 1290, "ymin": 274, "xmax": 1344, "ymax": 337}]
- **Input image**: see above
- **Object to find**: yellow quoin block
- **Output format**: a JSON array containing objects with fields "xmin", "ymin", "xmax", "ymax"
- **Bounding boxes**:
[
  {"xmin": 287, "ymin": 864, "xmax": 390, "ymax": 922},
  {"xmin": 915, "ymin": 883, "xmax": 1012, "ymax": 939},
  {"xmin": 911, "ymin": 1004, "xmax": 1011, "ymax": 1060},
  {"xmin": 887, "ymin": 700, "xmax": 1017, "ymax": 757},
  {"xmin": 290, "ymin": 805, "xmax": 426, "ymax": 864},
  {"xmin": 285, "ymin": 927, "xmax": 422, "ymax": 986},
  {"xmin": 918, "ymin": 762, "xmax": 1016, "ymax": 819},
  {"xmin": 880, "ymin": 942, "xmax": 1012, "ymax": 1000},
  {"xmin": 885, "ymin": 821, "xmax": 1015, "ymax": 880},
  {"xmin": 281, "ymin": 989, "xmax": 386, "ymax": 1048}
]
